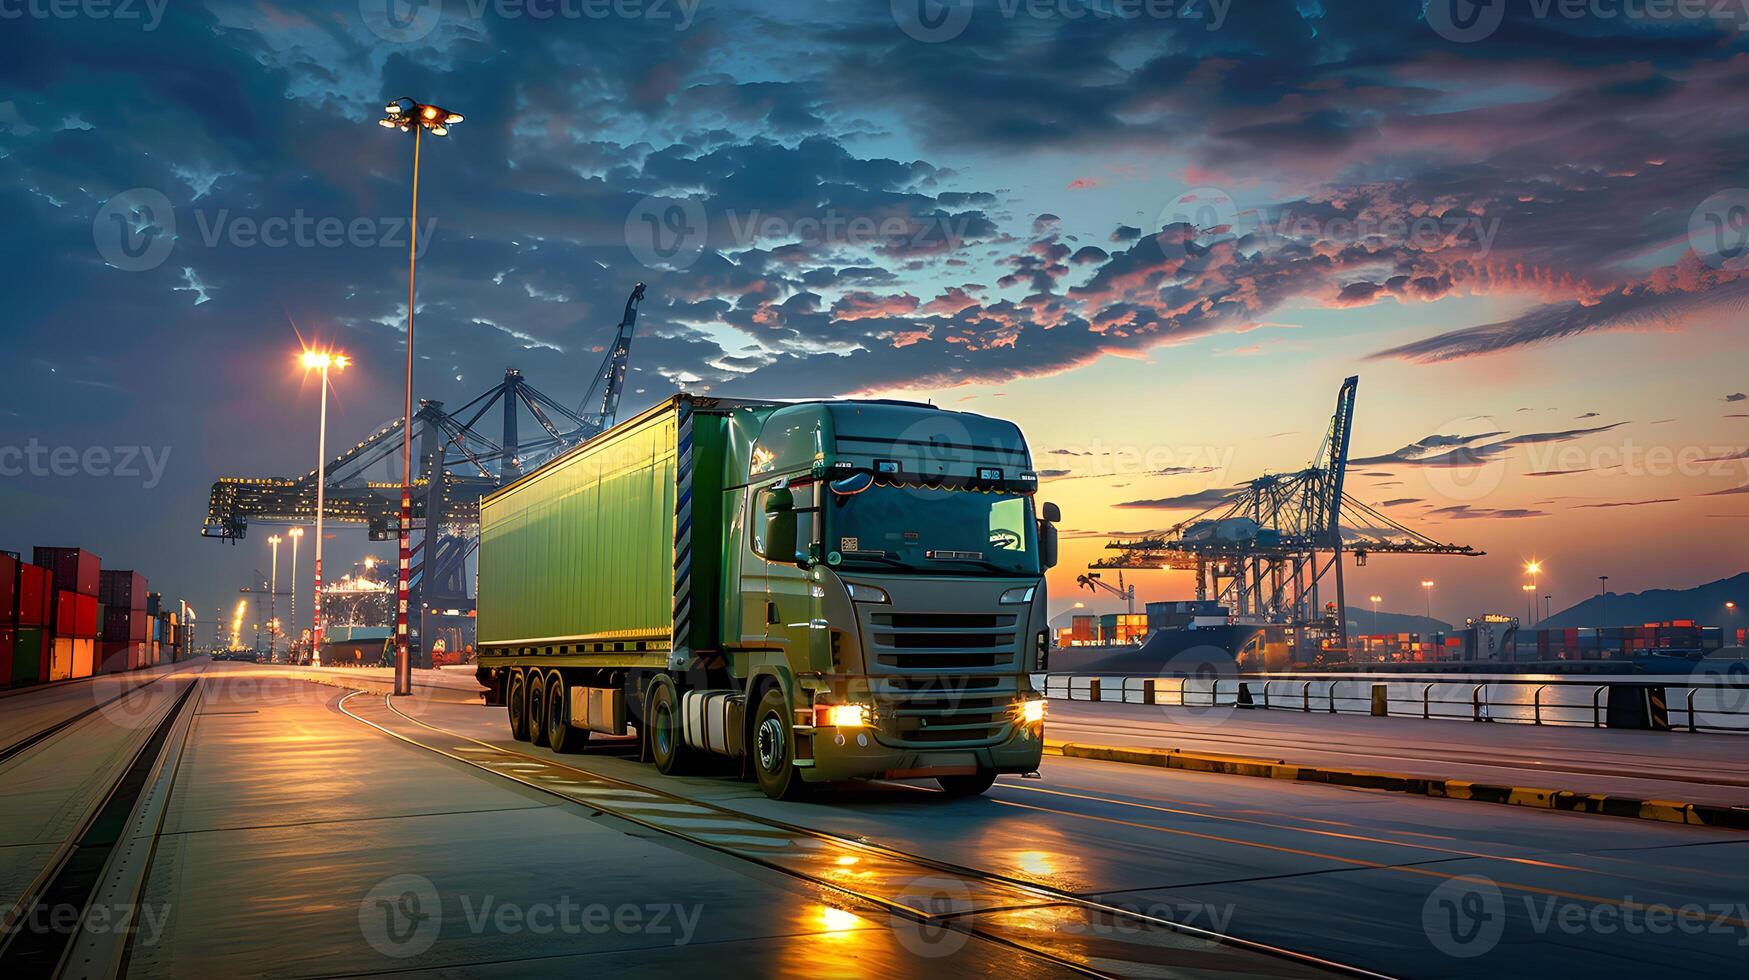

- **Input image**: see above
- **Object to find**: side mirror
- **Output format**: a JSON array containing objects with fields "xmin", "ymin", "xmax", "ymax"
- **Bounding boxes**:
[
  {"xmin": 758, "ymin": 486, "xmax": 798, "ymax": 563},
  {"xmin": 1038, "ymin": 500, "xmax": 1061, "ymax": 570}
]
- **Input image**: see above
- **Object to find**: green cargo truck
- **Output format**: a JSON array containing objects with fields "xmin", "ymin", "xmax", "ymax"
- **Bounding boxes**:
[{"xmin": 475, "ymin": 393, "xmax": 1060, "ymax": 799}]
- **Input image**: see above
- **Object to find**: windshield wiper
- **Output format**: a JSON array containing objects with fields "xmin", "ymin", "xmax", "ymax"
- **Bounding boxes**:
[
  {"xmin": 925, "ymin": 555, "xmax": 1024, "ymax": 575},
  {"xmin": 840, "ymin": 549, "xmax": 910, "ymax": 569}
]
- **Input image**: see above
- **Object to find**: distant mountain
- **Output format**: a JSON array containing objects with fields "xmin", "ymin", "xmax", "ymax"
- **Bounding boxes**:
[
  {"xmin": 1541, "ymin": 571, "xmax": 1749, "ymax": 630},
  {"xmin": 1346, "ymin": 610, "xmax": 1454, "ymax": 636}
]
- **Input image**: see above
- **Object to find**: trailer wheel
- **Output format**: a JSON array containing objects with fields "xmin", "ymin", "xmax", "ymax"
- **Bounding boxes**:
[
  {"xmin": 752, "ymin": 687, "xmax": 811, "ymax": 801},
  {"xmin": 646, "ymin": 678, "xmax": 695, "ymax": 775},
  {"xmin": 508, "ymin": 669, "xmax": 531, "ymax": 742},
  {"xmin": 546, "ymin": 672, "xmax": 589, "ymax": 754},
  {"xmin": 936, "ymin": 770, "xmax": 998, "ymax": 798},
  {"xmin": 528, "ymin": 668, "xmax": 550, "ymax": 747}
]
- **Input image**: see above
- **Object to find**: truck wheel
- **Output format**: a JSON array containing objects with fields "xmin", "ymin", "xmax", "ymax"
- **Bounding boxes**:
[
  {"xmin": 937, "ymin": 770, "xmax": 998, "ymax": 798},
  {"xmin": 752, "ymin": 687, "xmax": 812, "ymax": 801},
  {"xmin": 528, "ymin": 669, "xmax": 550, "ymax": 747},
  {"xmin": 546, "ymin": 673, "xmax": 589, "ymax": 754},
  {"xmin": 508, "ymin": 669, "xmax": 531, "ymax": 742},
  {"xmin": 646, "ymin": 679, "xmax": 695, "ymax": 775}
]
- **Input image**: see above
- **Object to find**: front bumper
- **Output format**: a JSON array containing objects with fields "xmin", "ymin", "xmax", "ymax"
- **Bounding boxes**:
[{"xmin": 798, "ymin": 717, "xmax": 1045, "ymax": 783}]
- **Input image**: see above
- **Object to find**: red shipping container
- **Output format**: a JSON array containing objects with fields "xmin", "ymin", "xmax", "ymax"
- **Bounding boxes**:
[
  {"xmin": 16, "ymin": 564, "xmax": 52, "ymax": 628},
  {"xmin": 0, "ymin": 626, "xmax": 14, "ymax": 685},
  {"xmin": 32, "ymin": 547, "xmax": 100, "ymax": 598},
  {"xmin": 54, "ymin": 591, "xmax": 99, "ymax": 639},
  {"xmin": 99, "ymin": 570, "xmax": 149, "ymax": 610},
  {"xmin": 102, "ymin": 606, "xmax": 150, "ymax": 642},
  {"xmin": 0, "ymin": 552, "xmax": 17, "ymax": 622}
]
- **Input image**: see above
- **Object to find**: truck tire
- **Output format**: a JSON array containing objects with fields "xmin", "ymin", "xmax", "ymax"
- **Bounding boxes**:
[
  {"xmin": 752, "ymin": 687, "xmax": 812, "ymax": 801},
  {"xmin": 546, "ymin": 672, "xmax": 589, "ymax": 754},
  {"xmin": 646, "ymin": 679, "xmax": 695, "ymax": 775},
  {"xmin": 528, "ymin": 669, "xmax": 550, "ymax": 748},
  {"xmin": 508, "ymin": 669, "xmax": 532, "ymax": 742},
  {"xmin": 937, "ymin": 770, "xmax": 998, "ymax": 798}
]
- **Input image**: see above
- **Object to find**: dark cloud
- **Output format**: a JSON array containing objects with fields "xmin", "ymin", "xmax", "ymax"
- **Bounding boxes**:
[
  {"xmin": 1428, "ymin": 505, "xmax": 1548, "ymax": 520},
  {"xmin": 1727, "ymin": 393, "xmax": 1748, "ymax": 402},
  {"xmin": 1571, "ymin": 499, "xmax": 1678, "ymax": 509},
  {"xmin": 1114, "ymin": 487, "xmax": 1237, "ymax": 510}
]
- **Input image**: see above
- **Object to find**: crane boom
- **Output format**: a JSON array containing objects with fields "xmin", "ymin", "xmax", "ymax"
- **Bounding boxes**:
[{"xmin": 579, "ymin": 282, "xmax": 645, "ymax": 429}]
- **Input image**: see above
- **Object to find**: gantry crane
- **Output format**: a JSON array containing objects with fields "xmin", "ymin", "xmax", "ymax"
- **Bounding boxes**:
[
  {"xmin": 1093, "ymin": 376, "xmax": 1481, "ymax": 654},
  {"xmin": 201, "ymin": 283, "xmax": 649, "ymax": 665},
  {"xmin": 1075, "ymin": 571, "xmax": 1136, "ymax": 614}
]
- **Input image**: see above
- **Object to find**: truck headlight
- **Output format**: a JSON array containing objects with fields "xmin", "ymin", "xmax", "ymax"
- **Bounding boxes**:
[
  {"xmin": 999, "ymin": 586, "xmax": 1035, "ymax": 605},
  {"xmin": 817, "ymin": 703, "xmax": 872, "ymax": 727},
  {"xmin": 845, "ymin": 583, "xmax": 890, "ymax": 604},
  {"xmin": 1016, "ymin": 699, "xmax": 1047, "ymax": 724}
]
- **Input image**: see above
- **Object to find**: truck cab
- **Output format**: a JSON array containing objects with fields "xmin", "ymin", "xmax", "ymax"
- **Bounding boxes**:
[{"xmin": 712, "ymin": 399, "xmax": 1056, "ymax": 798}]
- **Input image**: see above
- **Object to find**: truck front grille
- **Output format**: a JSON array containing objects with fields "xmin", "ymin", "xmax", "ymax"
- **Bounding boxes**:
[{"xmin": 867, "ymin": 611, "xmax": 1019, "ymax": 671}]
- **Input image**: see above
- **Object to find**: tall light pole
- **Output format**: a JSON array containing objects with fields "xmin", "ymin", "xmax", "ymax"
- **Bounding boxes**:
[
  {"xmin": 379, "ymin": 96, "xmax": 464, "ymax": 698},
  {"xmin": 288, "ymin": 526, "xmax": 303, "ymax": 661},
  {"xmin": 1524, "ymin": 560, "xmax": 1542, "ymax": 625},
  {"xmin": 1598, "ymin": 575, "xmax": 1609, "ymax": 629},
  {"xmin": 1522, "ymin": 583, "xmax": 1535, "ymax": 627},
  {"xmin": 1369, "ymin": 595, "xmax": 1382, "ymax": 634},
  {"xmin": 301, "ymin": 349, "xmax": 348, "ymax": 666},
  {"xmin": 1421, "ymin": 580, "xmax": 1435, "ymax": 622},
  {"xmin": 268, "ymin": 534, "xmax": 281, "ymax": 662}
]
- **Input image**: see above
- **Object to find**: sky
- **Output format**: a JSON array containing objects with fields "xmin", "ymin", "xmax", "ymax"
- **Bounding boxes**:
[{"xmin": 1, "ymin": 0, "xmax": 1747, "ymax": 635}]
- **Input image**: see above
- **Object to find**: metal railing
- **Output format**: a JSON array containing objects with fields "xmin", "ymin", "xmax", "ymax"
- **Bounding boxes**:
[{"xmin": 1036, "ymin": 672, "xmax": 1749, "ymax": 734}]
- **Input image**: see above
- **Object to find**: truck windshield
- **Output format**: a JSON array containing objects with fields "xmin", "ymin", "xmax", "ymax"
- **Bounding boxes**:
[{"xmin": 825, "ymin": 483, "xmax": 1039, "ymax": 576}]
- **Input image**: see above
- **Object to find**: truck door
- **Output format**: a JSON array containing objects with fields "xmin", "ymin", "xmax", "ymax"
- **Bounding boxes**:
[{"xmin": 763, "ymin": 480, "xmax": 820, "ymax": 665}]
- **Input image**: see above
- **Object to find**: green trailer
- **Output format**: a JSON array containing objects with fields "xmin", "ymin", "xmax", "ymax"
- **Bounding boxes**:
[{"xmin": 475, "ymin": 393, "xmax": 1059, "ymax": 799}]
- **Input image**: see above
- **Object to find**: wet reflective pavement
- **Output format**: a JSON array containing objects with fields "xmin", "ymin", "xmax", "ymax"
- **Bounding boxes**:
[{"xmin": 3, "ymin": 665, "xmax": 1746, "ymax": 978}]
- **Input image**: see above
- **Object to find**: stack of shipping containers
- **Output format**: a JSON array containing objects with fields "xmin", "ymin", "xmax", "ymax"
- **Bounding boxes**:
[
  {"xmin": 100, "ymin": 569, "xmax": 151, "ymax": 673},
  {"xmin": 1, "ymin": 545, "xmax": 188, "ymax": 688},
  {"xmin": 37, "ymin": 547, "xmax": 99, "ymax": 681}
]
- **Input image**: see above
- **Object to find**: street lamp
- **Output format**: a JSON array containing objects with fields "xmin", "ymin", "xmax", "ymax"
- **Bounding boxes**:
[
  {"xmin": 288, "ymin": 526, "xmax": 303, "ymax": 661},
  {"xmin": 1598, "ymin": 575, "xmax": 1609, "ymax": 629},
  {"xmin": 379, "ymin": 96, "xmax": 464, "ymax": 699},
  {"xmin": 1421, "ymin": 580, "xmax": 1435, "ymax": 621},
  {"xmin": 301, "ymin": 348, "xmax": 348, "ymax": 666},
  {"xmin": 1369, "ymin": 595, "xmax": 1382, "ymax": 634},
  {"xmin": 268, "ymin": 534, "xmax": 281, "ymax": 662},
  {"xmin": 1524, "ymin": 560, "xmax": 1543, "ymax": 625},
  {"xmin": 1522, "ymin": 583, "xmax": 1535, "ymax": 626}
]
